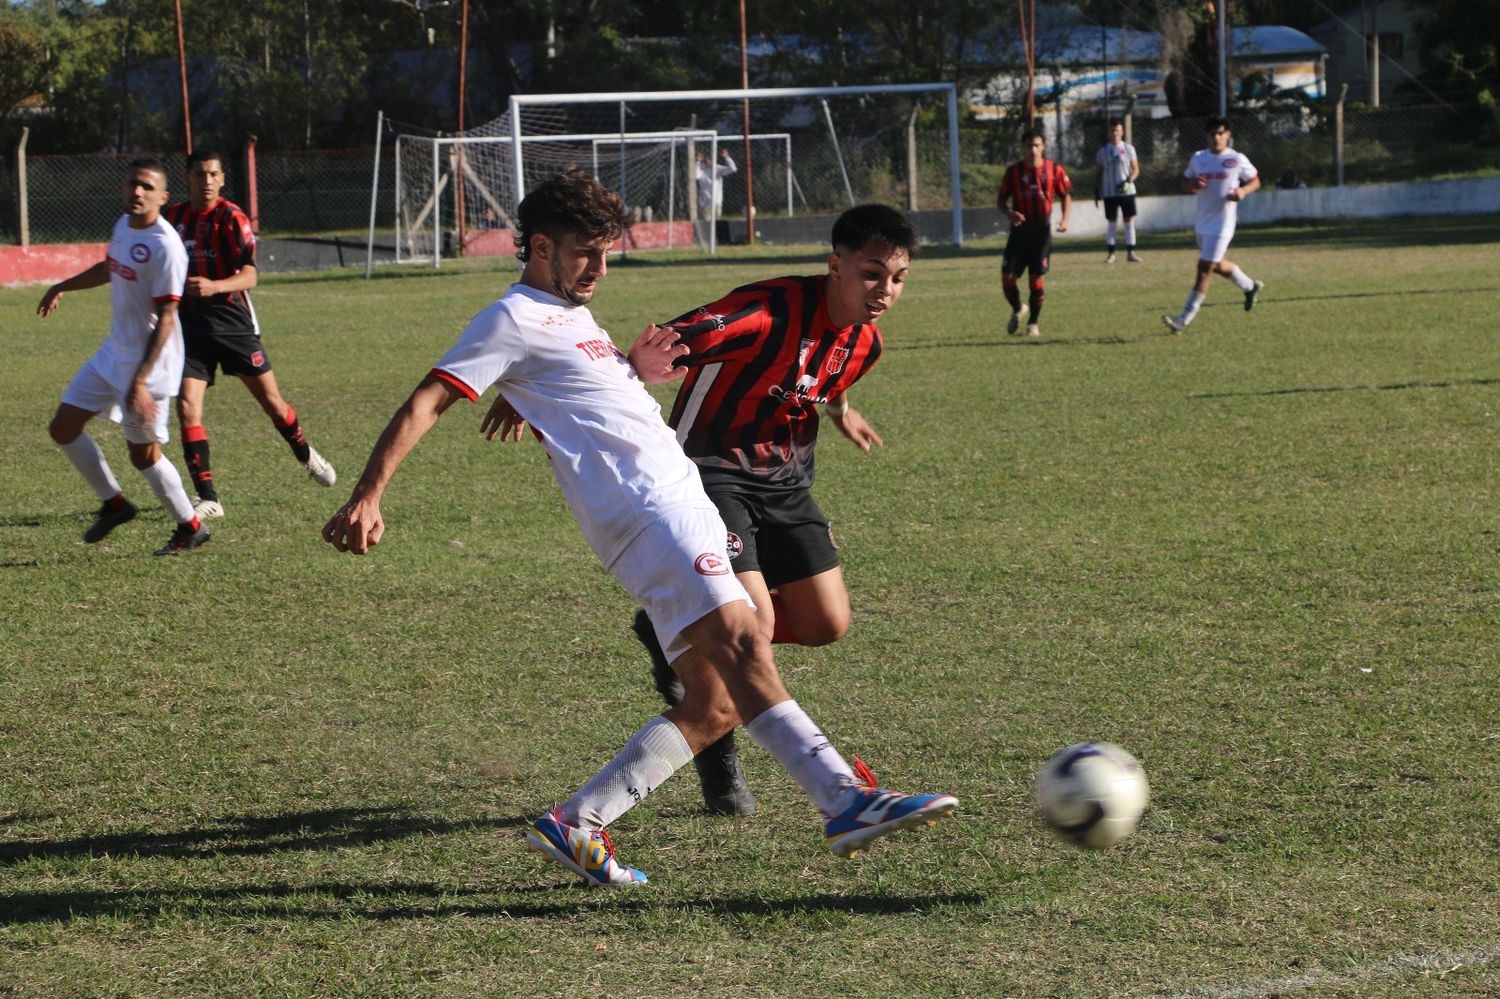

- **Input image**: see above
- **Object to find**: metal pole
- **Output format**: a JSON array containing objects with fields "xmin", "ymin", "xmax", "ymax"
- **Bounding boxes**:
[
  {"xmin": 906, "ymin": 104, "xmax": 919, "ymax": 212},
  {"xmin": 739, "ymin": 0, "xmax": 755, "ymax": 245},
  {"xmin": 1368, "ymin": 0, "xmax": 1381, "ymax": 107},
  {"xmin": 1217, "ymin": 0, "xmax": 1228, "ymax": 118},
  {"xmin": 822, "ymin": 100, "xmax": 856, "ymax": 207},
  {"xmin": 1333, "ymin": 83, "xmax": 1348, "ymax": 186},
  {"xmin": 455, "ymin": 0, "xmax": 468, "ymax": 256},
  {"xmin": 366, "ymin": 111, "xmax": 384, "ymax": 278},
  {"xmin": 946, "ymin": 85, "xmax": 963, "ymax": 246},
  {"xmin": 174, "ymin": 0, "xmax": 192, "ymax": 153},
  {"xmin": 17, "ymin": 127, "xmax": 29, "ymax": 248}
]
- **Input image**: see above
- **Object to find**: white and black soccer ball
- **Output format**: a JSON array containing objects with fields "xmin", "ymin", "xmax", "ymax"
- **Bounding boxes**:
[{"xmin": 1035, "ymin": 741, "xmax": 1149, "ymax": 850}]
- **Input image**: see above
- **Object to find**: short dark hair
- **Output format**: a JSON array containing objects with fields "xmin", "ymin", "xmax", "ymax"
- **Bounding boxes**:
[
  {"xmin": 1107, "ymin": 118, "xmax": 1123, "ymax": 129},
  {"xmin": 1022, "ymin": 128, "xmax": 1046, "ymax": 145},
  {"xmin": 186, "ymin": 148, "xmax": 224, "ymax": 170},
  {"xmin": 127, "ymin": 156, "xmax": 167, "ymax": 178},
  {"xmin": 1205, "ymin": 116, "xmax": 1232, "ymax": 133},
  {"xmin": 831, "ymin": 203, "xmax": 919, "ymax": 258},
  {"xmin": 514, "ymin": 168, "xmax": 633, "ymax": 263}
]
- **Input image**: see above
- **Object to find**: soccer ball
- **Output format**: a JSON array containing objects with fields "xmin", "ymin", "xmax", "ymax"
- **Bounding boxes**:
[{"xmin": 1035, "ymin": 741, "xmax": 1149, "ymax": 850}]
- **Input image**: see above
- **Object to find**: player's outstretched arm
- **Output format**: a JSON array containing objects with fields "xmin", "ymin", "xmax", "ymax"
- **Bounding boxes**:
[
  {"xmin": 36, "ymin": 260, "xmax": 111, "ymax": 317},
  {"xmin": 628, "ymin": 324, "xmax": 690, "ymax": 384},
  {"xmin": 324, "ymin": 377, "xmax": 464, "ymax": 555},
  {"xmin": 827, "ymin": 396, "xmax": 883, "ymax": 453},
  {"xmin": 480, "ymin": 393, "xmax": 526, "ymax": 442}
]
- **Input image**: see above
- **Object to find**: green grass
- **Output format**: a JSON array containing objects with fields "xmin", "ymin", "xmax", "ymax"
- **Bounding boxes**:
[{"xmin": 2, "ymin": 216, "xmax": 1499, "ymax": 997}]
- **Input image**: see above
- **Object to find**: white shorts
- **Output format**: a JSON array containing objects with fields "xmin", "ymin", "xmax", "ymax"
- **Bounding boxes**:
[
  {"xmin": 61, "ymin": 355, "xmax": 172, "ymax": 446},
  {"xmin": 1195, "ymin": 227, "xmax": 1236, "ymax": 264},
  {"xmin": 612, "ymin": 505, "xmax": 754, "ymax": 664}
]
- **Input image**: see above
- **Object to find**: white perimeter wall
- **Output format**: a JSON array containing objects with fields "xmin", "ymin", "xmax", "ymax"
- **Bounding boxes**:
[{"xmin": 1057, "ymin": 176, "xmax": 1500, "ymax": 238}]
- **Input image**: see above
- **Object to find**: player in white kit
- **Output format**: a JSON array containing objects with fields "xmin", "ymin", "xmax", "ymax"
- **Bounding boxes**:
[
  {"xmin": 37, "ymin": 157, "xmax": 211, "ymax": 556},
  {"xmin": 322, "ymin": 169, "xmax": 957, "ymax": 886},
  {"xmin": 1162, "ymin": 117, "xmax": 1264, "ymax": 334},
  {"xmin": 1094, "ymin": 119, "xmax": 1141, "ymax": 263}
]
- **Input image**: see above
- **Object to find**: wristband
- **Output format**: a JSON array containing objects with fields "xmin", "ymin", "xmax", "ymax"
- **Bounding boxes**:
[{"xmin": 826, "ymin": 396, "xmax": 849, "ymax": 417}]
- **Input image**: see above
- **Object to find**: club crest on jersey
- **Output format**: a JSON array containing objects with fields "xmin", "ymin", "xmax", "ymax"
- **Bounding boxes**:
[
  {"xmin": 694, "ymin": 553, "xmax": 730, "ymax": 576},
  {"xmin": 725, "ymin": 531, "xmax": 744, "ymax": 560},
  {"xmin": 130, "ymin": 243, "xmax": 151, "ymax": 263},
  {"xmin": 825, "ymin": 346, "xmax": 849, "ymax": 374}
]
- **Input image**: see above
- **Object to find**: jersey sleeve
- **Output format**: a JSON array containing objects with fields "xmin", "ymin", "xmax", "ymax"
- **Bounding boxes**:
[
  {"xmin": 661, "ymin": 286, "xmax": 771, "ymax": 366},
  {"xmin": 1236, "ymin": 154, "xmax": 1259, "ymax": 183},
  {"xmin": 431, "ymin": 302, "xmax": 526, "ymax": 400},
  {"xmin": 1056, "ymin": 164, "xmax": 1073, "ymax": 195},
  {"xmin": 229, "ymin": 206, "xmax": 257, "ymax": 269},
  {"xmin": 153, "ymin": 234, "xmax": 188, "ymax": 303},
  {"xmin": 997, "ymin": 166, "xmax": 1015, "ymax": 204},
  {"xmin": 1182, "ymin": 155, "xmax": 1201, "ymax": 182}
]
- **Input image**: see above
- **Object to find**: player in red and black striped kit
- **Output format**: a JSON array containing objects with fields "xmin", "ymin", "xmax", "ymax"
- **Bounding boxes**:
[
  {"xmin": 633, "ymin": 203, "xmax": 917, "ymax": 815},
  {"xmin": 164, "ymin": 149, "xmax": 335, "ymax": 520},
  {"xmin": 996, "ymin": 128, "xmax": 1072, "ymax": 338}
]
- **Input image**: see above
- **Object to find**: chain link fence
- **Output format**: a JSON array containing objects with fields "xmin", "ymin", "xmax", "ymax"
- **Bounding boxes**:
[{"xmin": 4, "ymin": 100, "xmax": 1492, "ymax": 248}]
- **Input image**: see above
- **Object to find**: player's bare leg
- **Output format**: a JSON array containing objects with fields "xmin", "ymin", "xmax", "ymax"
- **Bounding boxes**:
[{"xmin": 239, "ymin": 370, "xmax": 336, "ymax": 486}]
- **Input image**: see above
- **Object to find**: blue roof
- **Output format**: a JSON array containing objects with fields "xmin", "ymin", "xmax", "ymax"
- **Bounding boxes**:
[{"xmin": 972, "ymin": 24, "xmax": 1322, "ymax": 66}]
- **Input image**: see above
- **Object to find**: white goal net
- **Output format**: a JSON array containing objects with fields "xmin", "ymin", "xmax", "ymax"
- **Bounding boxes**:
[{"xmin": 372, "ymin": 83, "xmax": 961, "ymax": 268}]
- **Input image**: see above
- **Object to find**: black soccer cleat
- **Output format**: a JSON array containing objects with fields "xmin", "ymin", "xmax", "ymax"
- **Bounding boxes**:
[
  {"xmin": 83, "ymin": 499, "xmax": 138, "ymax": 543},
  {"xmin": 153, "ymin": 520, "xmax": 211, "ymax": 556},
  {"xmin": 1244, "ymin": 280, "xmax": 1264, "ymax": 312}
]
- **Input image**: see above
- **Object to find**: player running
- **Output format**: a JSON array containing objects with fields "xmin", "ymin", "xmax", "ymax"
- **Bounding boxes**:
[
  {"xmin": 1094, "ymin": 119, "xmax": 1142, "ymax": 263},
  {"xmin": 322, "ymin": 169, "xmax": 957, "ymax": 886},
  {"xmin": 165, "ymin": 149, "xmax": 335, "ymax": 519},
  {"xmin": 37, "ymin": 157, "xmax": 209, "ymax": 556},
  {"xmin": 997, "ymin": 128, "xmax": 1071, "ymax": 338},
  {"xmin": 1162, "ymin": 117, "xmax": 1264, "ymax": 333}
]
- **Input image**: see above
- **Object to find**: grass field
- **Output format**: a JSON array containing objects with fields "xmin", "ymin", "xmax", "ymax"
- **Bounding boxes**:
[{"xmin": 2, "ymin": 215, "xmax": 1498, "ymax": 997}]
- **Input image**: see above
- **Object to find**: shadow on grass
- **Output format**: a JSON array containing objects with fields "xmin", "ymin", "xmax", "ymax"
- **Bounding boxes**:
[
  {"xmin": 0, "ymin": 806, "xmax": 525, "ymax": 865},
  {"xmin": 1, "ymin": 880, "xmax": 990, "ymax": 924},
  {"xmin": 1192, "ymin": 376, "xmax": 1500, "ymax": 400}
]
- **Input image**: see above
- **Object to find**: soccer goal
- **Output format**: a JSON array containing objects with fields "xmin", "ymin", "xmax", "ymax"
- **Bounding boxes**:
[{"xmin": 369, "ymin": 83, "xmax": 962, "ymax": 270}]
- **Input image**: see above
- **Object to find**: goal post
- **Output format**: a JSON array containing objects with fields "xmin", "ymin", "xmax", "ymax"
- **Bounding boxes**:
[{"xmin": 370, "ymin": 82, "xmax": 962, "ymax": 271}]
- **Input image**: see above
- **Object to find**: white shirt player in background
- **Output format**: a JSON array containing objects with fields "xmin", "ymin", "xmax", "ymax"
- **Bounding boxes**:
[
  {"xmin": 695, "ymin": 147, "xmax": 736, "ymax": 220},
  {"xmin": 37, "ymin": 157, "xmax": 211, "ymax": 556},
  {"xmin": 1163, "ymin": 117, "xmax": 1265, "ymax": 333},
  {"xmin": 1094, "ymin": 119, "xmax": 1141, "ymax": 263},
  {"xmin": 322, "ymin": 168, "xmax": 956, "ymax": 887}
]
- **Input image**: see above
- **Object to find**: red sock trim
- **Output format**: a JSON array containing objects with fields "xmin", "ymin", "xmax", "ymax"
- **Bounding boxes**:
[
  {"xmin": 769, "ymin": 593, "xmax": 800, "ymax": 645},
  {"xmin": 183, "ymin": 424, "xmax": 208, "ymax": 443},
  {"xmin": 274, "ymin": 406, "xmax": 297, "ymax": 430},
  {"xmin": 186, "ymin": 517, "xmax": 201, "ymax": 531},
  {"xmin": 105, "ymin": 493, "xmax": 127, "ymax": 511}
]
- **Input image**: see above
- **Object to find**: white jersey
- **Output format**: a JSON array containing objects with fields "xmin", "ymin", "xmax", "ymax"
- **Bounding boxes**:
[
  {"xmin": 696, "ymin": 155, "xmax": 736, "ymax": 214},
  {"xmin": 433, "ymin": 282, "xmax": 714, "ymax": 569},
  {"xmin": 1095, "ymin": 141, "xmax": 1137, "ymax": 197},
  {"xmin": 94, "ymin": 215, "xmax": 188, "ymax": 397},
  {"xmin": 1184, "ymin": 148, "xmax": 1258, "ymax": 235}
]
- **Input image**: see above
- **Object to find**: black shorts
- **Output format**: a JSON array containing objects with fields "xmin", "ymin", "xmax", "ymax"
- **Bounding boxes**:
[
  {"xmin": 1002, "ymin": 225, "xmax": 1052, "ymax": 278},
  {"xmin": 182, "ymin": 331, "xmax": 273, "ymax": 386},
  {"xmin": 1103, "ymin": 195, "xmax": 1138, "ymax": 222},
  {"xmin": 706, "ymin": 485, "xmax": 839, "ymax": 587}
]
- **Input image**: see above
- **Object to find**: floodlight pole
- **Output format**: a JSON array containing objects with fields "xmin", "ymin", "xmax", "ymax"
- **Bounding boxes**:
[
  {"xmin": 456, "ymin": 0, "xmax": 468, "ymax": 256},
  {"xmin": 174, "ymin": 0, "xmax": 192, "ymax": 153},
  {"xmin": 1217, "ymin": 0, "xmax": 1228, "ymax": 118}
]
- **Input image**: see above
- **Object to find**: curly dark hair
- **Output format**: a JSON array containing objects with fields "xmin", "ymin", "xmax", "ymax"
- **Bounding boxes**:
[
  {"xmin": 515, "ymin": 168, "xmax": 633, "ymax": 263},
  {"xmin": 831, "ymin": 203, "xmax": 919, "ymax": 258}
]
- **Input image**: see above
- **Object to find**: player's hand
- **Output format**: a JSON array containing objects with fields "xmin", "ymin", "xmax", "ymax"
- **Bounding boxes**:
[
  {"xmin": 1192, "ymin": 177, "xmax": 1208, "ymax": 192},
  {"xmin": 1226, "ymin": 188, "xmax": 1243, "ymax": 202},
  {"xmin": 480, "ymin": 395, "xmax": 526, "ymax": 442},
  {"xmin": 829, "ymin": 406, "xmax": 883, "ymax": 453},
  {"xmin": 1056, "ymin": 218, "xmax": 1069, "ymax": 233},
  {"xmin": 1007, "ymin": 209, "xmax": 1026, "ymax": 226},
  {"xmin": 184, "ymin": 276, "xmax": 217, "ymax": 298},
  {"xmin": 36, "ymin": 287, "xmax": 62, "ymax": 317},
  {"xmin": 628, "ymin": 324, "xmax": 689, "ymax": 384},
  {"xmin": 126, "ymin": 381, "xmax": 157, "ymax": 425},
  {"xmin": 322, "ymin": 496, "xmax": 385, "ymax": 555}
]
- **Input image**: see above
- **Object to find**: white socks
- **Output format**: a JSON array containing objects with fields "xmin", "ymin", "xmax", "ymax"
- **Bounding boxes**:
[
  {"xmin": 1180, "ymin": 290, "xmax": 1206, "ymax": 326},
  {"xmin": 1124, "ymin": 221, "xmax": 1137, "ymax": 247},
  {"xmin": 1227, "ymin": 265, "xmax": 1256, "ymax": 291},
  {"xmin": 1106, "ymin": 220, "xmax": 1117, "ymax": 247},
  {"xmin": 746, "ymin": 699, "xmax": 860, "ymax": 816},
  {"xmin": 561, "ymin": 715, "xmax": 694, "ymax": 829},
  {"xmin": 58, "ymin": 434, "xmax": 123, "ymax": 502},
  {"xmin": 139, "ymin": 455, "xmax": 197, "ymax": 523}
]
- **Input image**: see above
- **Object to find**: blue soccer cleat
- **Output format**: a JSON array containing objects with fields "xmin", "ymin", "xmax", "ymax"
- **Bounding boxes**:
[
  {"xmin": 526, "ymin": 807, "xmax": 648, "ymax": 886},
  {"xmin": 824, "ymin": 769, "xmax": 958, "ymax": 859}
]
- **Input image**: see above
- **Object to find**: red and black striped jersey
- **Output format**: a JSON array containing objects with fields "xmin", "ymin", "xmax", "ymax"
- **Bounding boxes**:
[
  {"xmin": 164, "ymin": 198, "xmax": 259, "ymax": 335},
  {"xmin": 664, "ymin": 275, "xmax": 883, "ymax": 489},
  {"xmin": 997, "ymin": 159, "xmax": 1072, "ymax": 227}
]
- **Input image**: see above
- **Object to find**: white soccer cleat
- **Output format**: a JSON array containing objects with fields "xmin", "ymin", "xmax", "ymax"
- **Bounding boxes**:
[
  {"xmin": 193, "ymin": 498, "xmax": 225, "ymax": 519},
  {"xmin": 1026, "ymin": 324, "xmax": 1040, "ymax": 338},
  {"xmin": 302, "ymin": 446, "xmax": 337, "ymax": 487},
  {"xmin": 1127, "ymin": 250, "xmax": 1142, "ymax": 263},
  {"xmin": 1161, "ymin": 314, "xmax": 1185, "ymax": 334},
  {"xmin": 1006, "ymin": 303, "xmax": 1030, "ymax": 336}
]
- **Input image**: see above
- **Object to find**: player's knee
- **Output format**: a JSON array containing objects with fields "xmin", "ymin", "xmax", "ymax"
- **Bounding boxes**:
[
  {"xmin": 127, "ymin": 445, "xmax": 157, "ymax": 470},
  {"xmin": 798, "ymin": 613, "xmax": 850, "ymax": 647},
  {"xmin": 1001, "ymin": 273, "xmax": 1018, "ymax": 289},
  {"xmin": 1029, "ymin": 277, "xmax": 1045, "ymax": 294},
  {"xmin": 47, "ymin": 416, "xmax": 77, "ymax": 446}
]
